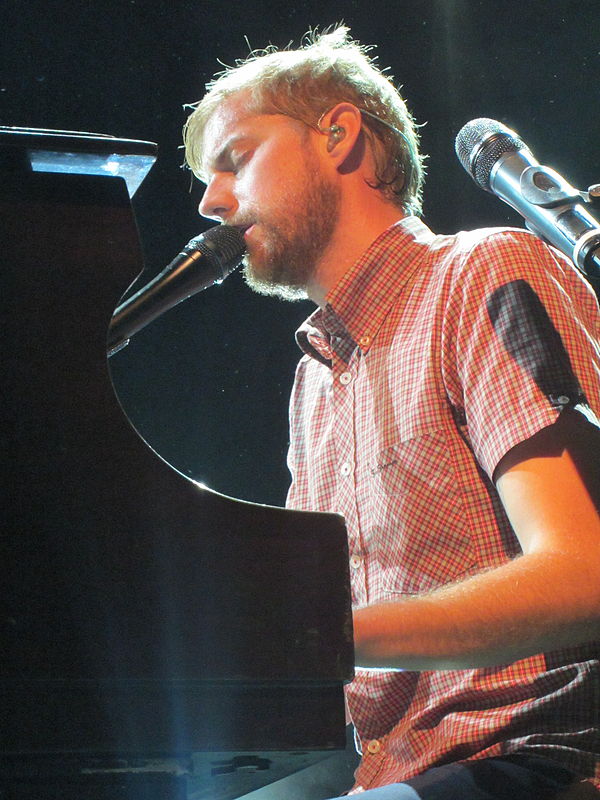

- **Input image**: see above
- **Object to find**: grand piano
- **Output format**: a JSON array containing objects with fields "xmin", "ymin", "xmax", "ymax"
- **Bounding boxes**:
[{"xmin": 0, "ymin": 129, "xmax": 355, "ymax": 799}]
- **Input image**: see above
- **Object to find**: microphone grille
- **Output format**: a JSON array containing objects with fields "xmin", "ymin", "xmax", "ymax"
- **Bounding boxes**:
[
  {"xmin": 455, "ymin": 118, "xmax": 527, "ymax": 190},
  {"xmin": 185, "ymin": 224, "xmax": 246, "ymax": 278}
]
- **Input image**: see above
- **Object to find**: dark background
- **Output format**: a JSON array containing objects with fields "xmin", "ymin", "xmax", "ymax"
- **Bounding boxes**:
[{"xmin": 3, "ymin": 0, "xmax": 598, "ymax": 504}]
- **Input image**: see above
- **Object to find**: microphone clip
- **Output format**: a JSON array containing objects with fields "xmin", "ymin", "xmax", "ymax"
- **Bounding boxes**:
[{"xmin": 519, "ymin": 165, "xmax": 587, "ymax": 209}]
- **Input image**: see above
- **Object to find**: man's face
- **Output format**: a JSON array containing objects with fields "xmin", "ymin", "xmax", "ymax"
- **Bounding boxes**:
[{"xmin": 198, "ymin": 93, "xmax": 341, "ymax": 300}]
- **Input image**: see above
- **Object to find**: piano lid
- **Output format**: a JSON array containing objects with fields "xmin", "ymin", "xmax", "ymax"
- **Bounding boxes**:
[{"xmin": 0, "ymin": 126, "xmax": 157, "ymax": 196}]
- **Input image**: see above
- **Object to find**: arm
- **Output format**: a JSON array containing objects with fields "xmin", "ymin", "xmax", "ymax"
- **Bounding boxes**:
[{"xmin": 353, "ymin": 409, "xmax": 600, "ymax": 670}]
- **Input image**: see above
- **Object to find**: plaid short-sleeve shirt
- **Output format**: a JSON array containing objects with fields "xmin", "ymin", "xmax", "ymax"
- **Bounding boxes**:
[{"xmin": 286, "ymin": 217, "xmax": 600, "ymax": 790}]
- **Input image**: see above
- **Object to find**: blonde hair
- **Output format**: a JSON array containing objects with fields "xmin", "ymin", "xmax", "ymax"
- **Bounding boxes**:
[{"xmin": 183, "ymin": 26, "xmax": 426, "ymax": 216}]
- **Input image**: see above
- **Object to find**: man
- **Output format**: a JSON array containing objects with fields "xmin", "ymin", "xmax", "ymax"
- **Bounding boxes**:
[{"xmin": 184, "ymin": 26, "xmax": 600, "ymax": 799}]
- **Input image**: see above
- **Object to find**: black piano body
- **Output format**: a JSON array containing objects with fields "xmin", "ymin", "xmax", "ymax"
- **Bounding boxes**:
[{"xmin": 0, "ymin": 129, "xmax": 354, "ymax": 798}]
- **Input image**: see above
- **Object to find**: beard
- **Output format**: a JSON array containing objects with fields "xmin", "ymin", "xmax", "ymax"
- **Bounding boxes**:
[{"xmin": 242, "ymin": 154, "xmax": 341, "ymax": 302}]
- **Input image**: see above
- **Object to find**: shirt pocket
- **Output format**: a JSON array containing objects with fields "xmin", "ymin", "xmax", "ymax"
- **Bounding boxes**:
[{"xmin": 368, "ymin": 431, "xmax": 478, "ymax": 596}]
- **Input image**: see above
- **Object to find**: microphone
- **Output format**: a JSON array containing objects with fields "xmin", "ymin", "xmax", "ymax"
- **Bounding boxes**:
[
  {"xmin": 107, "ymin": 224, "xmax": 246, "ymax": 355},
  {"xmin": 455, "ymin": 118, "xmax": 600, "ymax": 282}
]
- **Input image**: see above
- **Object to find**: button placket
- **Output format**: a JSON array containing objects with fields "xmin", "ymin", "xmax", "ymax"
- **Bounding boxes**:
[{"xmin": 330, "ymin": 349, "xmax": 363, "ymax": 598}]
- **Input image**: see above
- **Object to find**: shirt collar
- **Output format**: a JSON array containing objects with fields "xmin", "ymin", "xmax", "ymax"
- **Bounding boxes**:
[{"xmin": 296, "ymin": 216, "xmax": 436, "ymax": 365}]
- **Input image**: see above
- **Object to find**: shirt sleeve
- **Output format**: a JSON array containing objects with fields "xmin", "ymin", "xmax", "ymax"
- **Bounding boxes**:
[{"xmin": 441, "ymin": 228, "xmax": 600, "ymax": 481}]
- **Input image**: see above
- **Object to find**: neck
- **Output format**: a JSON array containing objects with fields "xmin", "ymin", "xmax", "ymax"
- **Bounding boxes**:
[{"xmin": 306, "ymin": 198, "xmax": 405, "ymax": 307}]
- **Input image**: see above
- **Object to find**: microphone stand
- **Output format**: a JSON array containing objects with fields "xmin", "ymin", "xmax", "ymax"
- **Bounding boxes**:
[{"xmin": 510, "ymin": 162, "xmax": 600, "ymax": 286}]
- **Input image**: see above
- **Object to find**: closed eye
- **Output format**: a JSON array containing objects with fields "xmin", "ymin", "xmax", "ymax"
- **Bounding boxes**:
[{"xmin": 230, "ymin": 149, "xmax": 253, "ymax": 174}]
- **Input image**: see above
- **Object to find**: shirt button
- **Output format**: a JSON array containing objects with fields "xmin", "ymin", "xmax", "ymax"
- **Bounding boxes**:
[
  {"xmin": 349, "ymin": 554, "xmax": 363, "ymax": 569},
  {"xmin": 557, "ymin": 395, "xmax": 570, "ymax": 404},
  {"xmin": 367, "ymin": 739, "xmax": 381, "ymax": 754},
  {"xmin": 358, "ymin": 335, "xmax": 371, "ymax": 348},
  {"xmin": 340, "ymin": 462, "xmax": 352, "ymax": 476},
  {"xmin": 339, "ymin": 371, "xmax": 352, "ymax": 385}
]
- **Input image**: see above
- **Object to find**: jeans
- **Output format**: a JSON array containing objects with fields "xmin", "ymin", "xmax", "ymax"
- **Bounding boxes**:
[{"xmin": 325, "ymin": 755, "xmax": 579, "ymax": 799}]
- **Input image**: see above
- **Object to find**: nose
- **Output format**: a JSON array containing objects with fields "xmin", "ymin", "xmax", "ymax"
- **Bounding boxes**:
[{"xmin": 198, "ymin": 174, "xmax": 237, "ymax": 222}]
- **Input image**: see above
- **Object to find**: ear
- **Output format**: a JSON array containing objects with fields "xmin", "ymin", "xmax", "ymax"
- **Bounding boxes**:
[{"xmin": 317, "ymin": 102, "xmax": 364, "ymax": 171}]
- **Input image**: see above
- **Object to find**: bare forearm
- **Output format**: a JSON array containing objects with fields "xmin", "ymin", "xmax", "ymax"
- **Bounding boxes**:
[
  {"xmin": 355, "ymin": 416, "xmax": 600, "ymax": 671},
  {"xmin": 353, "ymin": 549, "xmax": 600, "ymax": 671}
]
